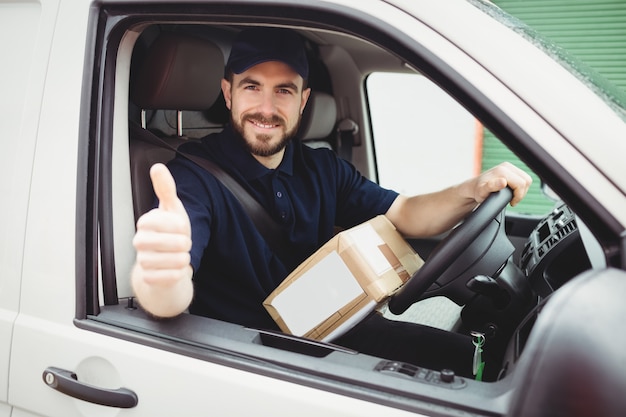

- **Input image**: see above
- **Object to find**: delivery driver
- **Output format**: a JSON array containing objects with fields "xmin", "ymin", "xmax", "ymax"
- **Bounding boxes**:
[{"xmin": 131, "ymin": 27, "xmax": 532, "ymax": 378}]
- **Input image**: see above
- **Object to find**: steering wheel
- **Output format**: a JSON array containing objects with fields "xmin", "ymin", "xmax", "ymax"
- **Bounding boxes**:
[{"xmin": 387, "ymin": 187, "xmax": 513, "ymax": 315}]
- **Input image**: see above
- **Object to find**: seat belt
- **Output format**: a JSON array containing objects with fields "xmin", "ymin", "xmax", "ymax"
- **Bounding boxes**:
[{"xmin": 130, "ymin": 122, "xmax": 289, "ymax": 256}]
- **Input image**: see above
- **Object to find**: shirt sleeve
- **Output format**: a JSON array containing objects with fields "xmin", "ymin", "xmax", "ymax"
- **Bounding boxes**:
[{"xmin": 333, "ymin": 156, "xmax": 399, "ymax": 228}]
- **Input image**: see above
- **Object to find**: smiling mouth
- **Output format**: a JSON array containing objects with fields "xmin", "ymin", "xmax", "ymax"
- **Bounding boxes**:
[
  {"xmin": 245, "ymin": 114, "xmax": 284, "ymax": 130},
  {"xmin": 249, "ymin": 119, "xmax": 279, "ymax": 129}
]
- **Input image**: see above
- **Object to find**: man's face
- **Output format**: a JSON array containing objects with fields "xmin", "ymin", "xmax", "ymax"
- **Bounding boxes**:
[{"xmin": 222, "ymin": 61, "xmax": 311, "ymax": 158}]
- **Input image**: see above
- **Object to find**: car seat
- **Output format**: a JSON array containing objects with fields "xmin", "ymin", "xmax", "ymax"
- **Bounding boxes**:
[
  {"xmin": 298, "ymin": 90, "xmax": 360, "ymax": 163},
  {"xmin": 129, "ymin": 31, "xmax": 224, "ymax": 220},
  {"xmin": 506, "ymin": 268, "xmax": 626, "ymax": 417},
  {"xmin": 298, "ymin": 91, "xmax": 337, "ymax": 149}
]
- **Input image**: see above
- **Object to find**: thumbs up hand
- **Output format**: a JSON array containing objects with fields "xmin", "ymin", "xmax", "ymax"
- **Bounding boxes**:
[
  {"xmin": 152, "ymin": 162, "xmax": 192, "ymax": 227},
  {"xmin": 131, "ymin": 163, "xmax": 194, "ymax": 317}
]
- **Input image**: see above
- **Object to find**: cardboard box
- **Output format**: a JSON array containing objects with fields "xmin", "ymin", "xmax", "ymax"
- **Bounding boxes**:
[{"xmin": 263, "ymin": 215, "xmax": 424, "ymax": 341}]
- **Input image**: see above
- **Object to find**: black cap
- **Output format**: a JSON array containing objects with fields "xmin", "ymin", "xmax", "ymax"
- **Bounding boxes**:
[{"xmin": 225, "ymin": 28, "xmax": 309, "ymax": 79}]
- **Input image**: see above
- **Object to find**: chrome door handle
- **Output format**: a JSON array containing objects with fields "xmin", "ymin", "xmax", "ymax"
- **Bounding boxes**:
[{"xmin": 43, "ymin": 367, "xmax": 138, "ymax": 408}]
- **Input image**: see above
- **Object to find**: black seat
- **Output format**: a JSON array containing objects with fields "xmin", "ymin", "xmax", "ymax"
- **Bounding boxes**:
[
  {"xmin": 507, "ymin": 268, "xmax": 626, "ymax": 417},
  {"xmin": 129, "ymin": 32, "xmax": 224, "ymax": 220}
]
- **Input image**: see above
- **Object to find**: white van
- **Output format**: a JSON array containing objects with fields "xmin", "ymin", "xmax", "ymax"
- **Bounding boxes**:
[{"xmin": 2, "ymin": 1, "xmax": 626, "ymax": 416}]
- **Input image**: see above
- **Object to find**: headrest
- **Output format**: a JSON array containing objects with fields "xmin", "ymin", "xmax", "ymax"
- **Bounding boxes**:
[
  {"xmin": 132, "ymin": 32, "xmax": 224, "ymax": 110},
  {"xmin": 299, "ymin": 92, "xmax": 337, "ymax": 141}
]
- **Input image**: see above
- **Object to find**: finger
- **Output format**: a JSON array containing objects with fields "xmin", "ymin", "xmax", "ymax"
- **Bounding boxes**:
[
  {"xmin": 481, "ymin": 163, "xmax": 532, "ymax": 206},
  {"xmin": 138, "ymin": 266, "xmax": 193, "ymax": 288},
  {"xmin": 503, "ymin": 167, "xmax": 532, "ymax": 206},
  {"xmin": 510, "ymin": 173, "xmax": 533, "ymax": 206},
  {"xmin": 135, "ymin": 250, "xmax": 191, "ymax": 270},
  {"xmin": 487, "ymin": 177, "xmax": 508, "ymax": 192},
  {"xmin": 133, "ymin": 229, "xmax": 192, "ymax": 253},
  {"xmin": 136, "ymin": 209, "xmax": 190, "ymax": 235},
  {"xmin": 474, "ymin": 177, "xmax": 506, "ymax": 203},
  {"xmin": 150, "ymin": 163, "xmax": 186, "ymax": 215}
]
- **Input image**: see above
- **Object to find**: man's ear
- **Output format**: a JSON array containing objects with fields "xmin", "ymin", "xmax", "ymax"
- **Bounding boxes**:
[
  {"xmin": 300, "ymin": 87, "xmax": 311, "ymax": 115},
  {"xmin": 221, "ymin": 78, "xmax": 232, "ymax": 110}
]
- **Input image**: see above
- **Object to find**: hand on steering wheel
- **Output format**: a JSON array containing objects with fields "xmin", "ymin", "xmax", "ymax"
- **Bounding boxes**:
[{"xmin": 388, "ymin": 187, "xmax": 513, "ymax": 315}]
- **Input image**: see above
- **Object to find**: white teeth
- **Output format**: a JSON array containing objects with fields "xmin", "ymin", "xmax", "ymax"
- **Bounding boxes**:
[{"xmin": 251, "ymin": 120, "xmax": 276, "ymax": 129}]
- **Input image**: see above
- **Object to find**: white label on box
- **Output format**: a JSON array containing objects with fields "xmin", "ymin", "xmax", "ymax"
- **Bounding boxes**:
[
  {"xmin": 271, "ymin": 251, "xmax": 364, "ymax": 336},
  {"xmin": 346, "ymin": 224, "xmax": 391, "ymax": 275}
]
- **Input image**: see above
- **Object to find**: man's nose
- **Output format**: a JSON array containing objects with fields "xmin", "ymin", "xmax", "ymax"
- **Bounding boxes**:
[{"xmin": 257, "ymin": 90, "xmax": 277, "ymax": 115}]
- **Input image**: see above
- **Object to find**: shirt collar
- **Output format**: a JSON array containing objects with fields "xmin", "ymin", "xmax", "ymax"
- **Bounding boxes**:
[{"xmin": 219, "ymin": 125, "xmax": 294, "ymax": 180}]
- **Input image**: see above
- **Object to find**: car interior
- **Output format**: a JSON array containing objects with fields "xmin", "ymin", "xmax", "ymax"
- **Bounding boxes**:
[{"xmin": 81, "ymin": 9, "xmax": 619, "ymax": 415}]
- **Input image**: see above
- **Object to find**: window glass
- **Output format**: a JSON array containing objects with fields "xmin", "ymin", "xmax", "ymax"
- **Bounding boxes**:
[
  {"xmin": 471, "ymin": 0, "xmax": 626, "ymax": 121},
  {"xmin": 367, "ymin": 72, "xmax": 554, "ymax": 215},
  {"xmin": 367, "ymin": 73, "xmax": 477, "ymax": 196}
]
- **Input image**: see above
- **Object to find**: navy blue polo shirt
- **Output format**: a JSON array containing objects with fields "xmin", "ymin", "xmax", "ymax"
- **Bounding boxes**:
[{"xmin": 167, "ymin": 125, "xmax": 398, "ymax": 329}]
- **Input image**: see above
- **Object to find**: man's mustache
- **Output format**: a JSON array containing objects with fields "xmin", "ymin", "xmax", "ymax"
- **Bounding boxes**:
[{"xmin": 244, "ymin": 113, "xmax": 285, "ymax": 126}]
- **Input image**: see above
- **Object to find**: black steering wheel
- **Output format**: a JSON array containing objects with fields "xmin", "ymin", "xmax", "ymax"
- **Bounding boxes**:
[{"xmin": 388, "ymin": 187, "xmax": 513, "ymax": 315}]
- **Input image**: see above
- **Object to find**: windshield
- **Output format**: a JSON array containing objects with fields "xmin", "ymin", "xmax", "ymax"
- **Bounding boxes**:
[{"xmin": 469, "ymin": 0, "xmax": 626, "ymax": 122}]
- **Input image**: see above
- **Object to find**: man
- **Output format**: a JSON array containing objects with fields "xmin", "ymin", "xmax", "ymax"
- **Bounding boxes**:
[{"xmin": 132, "ymin": 28, "xmax": 532, "ymax": 378}]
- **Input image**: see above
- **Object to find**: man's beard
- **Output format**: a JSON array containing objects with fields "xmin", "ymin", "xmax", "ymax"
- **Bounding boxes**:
[{"xmin": 232, "ymin": 113, "xmax": 300, "ymax": 157}]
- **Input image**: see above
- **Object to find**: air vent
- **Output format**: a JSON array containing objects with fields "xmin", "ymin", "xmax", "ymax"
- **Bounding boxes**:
[{"xmin": 537, "ymin": 218, "xmax": 577, "ymax": 259}]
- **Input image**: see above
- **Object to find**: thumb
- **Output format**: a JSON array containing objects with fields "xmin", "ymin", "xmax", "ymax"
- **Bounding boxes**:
[{"xmin": 150, "ymin": 163, "xmax": 186, "ymax": 215}]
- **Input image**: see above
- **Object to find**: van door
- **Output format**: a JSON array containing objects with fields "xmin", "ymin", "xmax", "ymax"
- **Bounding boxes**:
[
  {"xmin": 0, "ymin": 1, "xmax": 57, "ymax": 415},
  {"xmin": 4, "ymin": 1, "xmax": 417, "ymax": 416}
]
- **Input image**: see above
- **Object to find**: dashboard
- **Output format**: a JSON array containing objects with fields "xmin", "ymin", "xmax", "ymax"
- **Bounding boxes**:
[{"xmin": 520, "ymin": 203, "xmax": 592, "ymax": 298}]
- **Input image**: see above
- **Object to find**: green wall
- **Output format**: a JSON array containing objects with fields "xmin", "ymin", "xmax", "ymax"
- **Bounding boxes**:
[{"xmin": 483, "ymin": 0, "xmax": 626, "ymax": 215}]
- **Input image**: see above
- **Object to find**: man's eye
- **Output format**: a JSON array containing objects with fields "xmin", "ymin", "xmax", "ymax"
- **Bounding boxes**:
[{"xmin": 277, "ymin": 88, "xmax": 292, "ymax": 95}]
